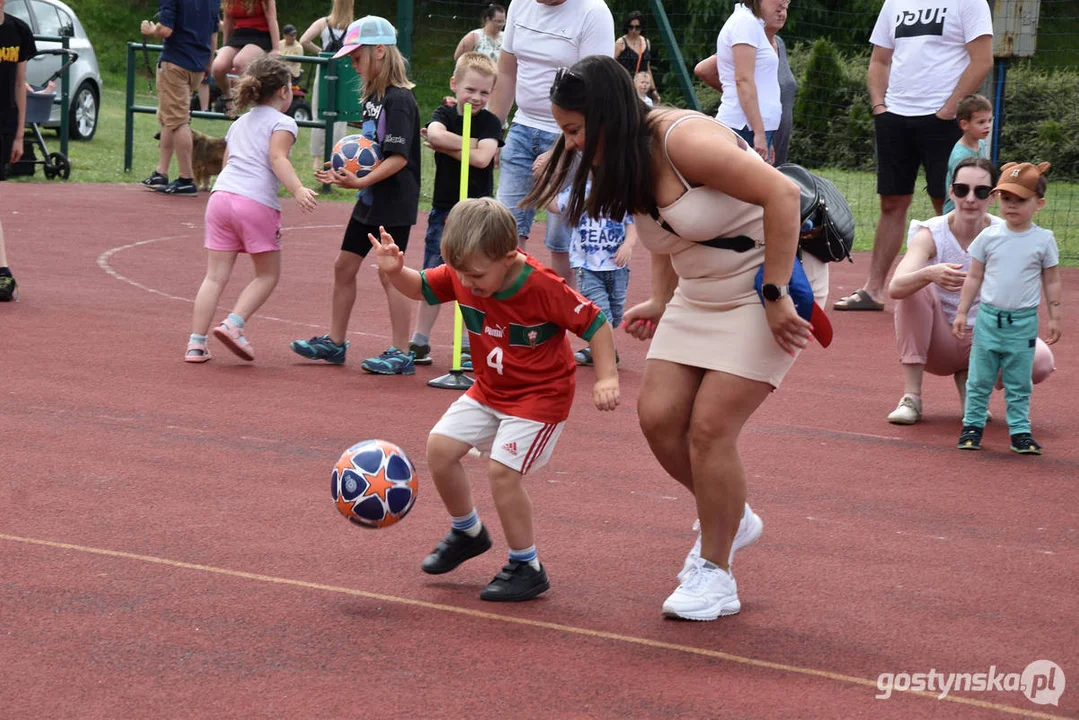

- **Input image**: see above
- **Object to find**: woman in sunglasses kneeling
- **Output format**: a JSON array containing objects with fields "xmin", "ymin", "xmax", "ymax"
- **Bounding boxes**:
[{"xmin": 886, "ymin": 157, "xmax": 1055, "ymax": 425}]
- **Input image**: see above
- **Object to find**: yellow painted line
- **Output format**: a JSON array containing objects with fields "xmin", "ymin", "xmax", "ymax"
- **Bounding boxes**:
[{"xmin": 0, "ymin": 533, "xmax": 1066, "ymax": 720}]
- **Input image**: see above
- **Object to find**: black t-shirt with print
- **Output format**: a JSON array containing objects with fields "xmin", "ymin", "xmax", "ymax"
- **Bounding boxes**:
[
  {"xmin": 429, "ymin": 104, "xmax": 503, "ymax": 210},
  {"xmin": 351, "ymin": 85, "xmax": 421, "ymax": 228},
  {"xmin": 0, "ymin": 14, "xmax": 37, "ymax": 134}
]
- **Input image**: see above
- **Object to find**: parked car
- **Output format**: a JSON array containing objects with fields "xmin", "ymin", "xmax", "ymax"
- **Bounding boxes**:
[{"xmin": 6, "ymin": 0, "xmax": 102, "ymax": 140}]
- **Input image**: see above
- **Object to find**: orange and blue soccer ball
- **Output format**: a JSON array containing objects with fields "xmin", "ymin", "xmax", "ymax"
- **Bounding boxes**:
[
  {"xmin": 331, "ymin": 134, "xmax": 383, "ymax": 177},
  {"xmin": 332, "ymin": 439, "xmax": 418, "ymax": 529}
]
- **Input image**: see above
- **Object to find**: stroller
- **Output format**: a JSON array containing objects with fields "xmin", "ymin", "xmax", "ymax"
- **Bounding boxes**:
[{"xmin": 22, "ymin": 48, "xmax": 79, "ymax": 180}]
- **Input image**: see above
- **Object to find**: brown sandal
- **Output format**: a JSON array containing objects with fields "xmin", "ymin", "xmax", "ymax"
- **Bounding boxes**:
[{"xmin": 833, "ymin": 289, "xmax": 884, "ymax": 311}]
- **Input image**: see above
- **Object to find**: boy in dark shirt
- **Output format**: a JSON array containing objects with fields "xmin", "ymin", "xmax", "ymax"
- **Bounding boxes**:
[
  {"xmin": 0, "ymin": 5, "xmax": 37, "ymax": 301},
  {"xmin": 409, "ymin": 52, "xmax": 503, "ymax": 366}
]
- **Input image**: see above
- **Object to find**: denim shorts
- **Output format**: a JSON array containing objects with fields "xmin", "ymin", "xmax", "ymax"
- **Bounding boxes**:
[
  {"xmin": 424, "ymin": 207, "xmax": 450, "ymax": 269},
  {"xmin": 496, "ymin": 123, "xmax": 572, "ymax": 253},
  {"xmin": 576, "ymin": 266, "xmax": 630, "ymax": 329},
  {"xmin": 734, "ymin": 126, "xmax": 776, "ymax": 154}
]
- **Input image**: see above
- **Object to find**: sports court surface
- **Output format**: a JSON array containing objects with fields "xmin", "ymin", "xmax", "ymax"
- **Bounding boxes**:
[{"xmin": 2, "ymin": 183, "xmax": 1076, "ymax": 719}]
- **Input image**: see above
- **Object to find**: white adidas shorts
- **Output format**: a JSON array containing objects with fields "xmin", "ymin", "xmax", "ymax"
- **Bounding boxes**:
[{"xmin": 430, "ymin": 395, "xmax": 565, "ymax": 475}]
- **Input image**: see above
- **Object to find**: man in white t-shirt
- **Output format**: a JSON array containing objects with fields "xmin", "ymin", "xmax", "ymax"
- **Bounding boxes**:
[
  {"xmin": 834, "ymin": 0, "xmax": 993, "ymax": 312},
  {"xmin": 488, "ymin": 0, "xmax": 615, "ymax": 289}
]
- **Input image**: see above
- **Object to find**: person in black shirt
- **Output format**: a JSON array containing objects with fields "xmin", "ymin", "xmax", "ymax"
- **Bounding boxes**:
[
  {"xmin": 409, "ymin": 52, "xmax": 503, "ymax": 366},
  {"xmin": 0, "ymin": 6, "xmax": 36, "ymax": 301},
  {"xmin": 293, "ymin": 16, "xmax": 423, "ymax": 375}
]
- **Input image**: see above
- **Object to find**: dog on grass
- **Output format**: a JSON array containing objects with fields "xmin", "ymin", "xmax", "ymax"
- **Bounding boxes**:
[{"xmin": 191, "ymin": 130, "xmax": 227, "ymax": 191}]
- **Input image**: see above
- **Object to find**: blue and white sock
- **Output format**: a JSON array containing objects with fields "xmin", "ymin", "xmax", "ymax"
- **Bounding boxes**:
[
  {"xmin": 509, "ymin": 545, "xmax": 540, "ymax": 571},
  {"xmin": 189, "ymin": 333, "xmax": 208, "ymax": 344},
  {"xmin": 451, "ymin": 508, "xmax": 482, "ymax": 538},
  {"xmin": 227, "ymin": 312, "xmax": 245, "ymax": 329}
]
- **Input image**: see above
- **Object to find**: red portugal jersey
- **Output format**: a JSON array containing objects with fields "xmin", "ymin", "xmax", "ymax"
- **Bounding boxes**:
[{"xmin": 420, "ymin": 254, "xmax": 607, "ymax": 424}]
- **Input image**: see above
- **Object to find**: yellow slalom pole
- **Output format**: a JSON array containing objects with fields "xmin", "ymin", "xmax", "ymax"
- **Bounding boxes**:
[{"xmin": 451, "ymin": 103, "xmax": 472, "ymax": 372}]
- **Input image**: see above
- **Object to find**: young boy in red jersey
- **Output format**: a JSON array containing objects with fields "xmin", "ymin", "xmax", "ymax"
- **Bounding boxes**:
[{"xmin": 368, "ymin": 197, "xmax": 619, "ymax": 601}]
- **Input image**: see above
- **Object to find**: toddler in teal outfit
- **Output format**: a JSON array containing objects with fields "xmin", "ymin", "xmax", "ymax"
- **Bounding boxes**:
[{"xmin": 953, "ymin": 162, "xmax": 1062, "ymax": 454}]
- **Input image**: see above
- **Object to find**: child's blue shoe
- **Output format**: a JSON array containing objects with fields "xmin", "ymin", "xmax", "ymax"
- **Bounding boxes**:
[
  {"xmin": 290, "ymin": 335, "xmax": 349, "ymax": 364},
  {"xmin": 361, "ymin": 346, "xmax": 415, "ymax": 375}
]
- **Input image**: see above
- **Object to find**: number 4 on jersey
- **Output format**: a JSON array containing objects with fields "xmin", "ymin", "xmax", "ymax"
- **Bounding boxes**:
[{"xmin": 486, "ymin": 347, "xmax": 504, "ymax": 375}]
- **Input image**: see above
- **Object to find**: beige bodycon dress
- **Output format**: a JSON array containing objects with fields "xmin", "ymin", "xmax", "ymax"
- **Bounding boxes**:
[{"xmin": 634, "ymin": 115, "xmax": 799, "ymax": 388}]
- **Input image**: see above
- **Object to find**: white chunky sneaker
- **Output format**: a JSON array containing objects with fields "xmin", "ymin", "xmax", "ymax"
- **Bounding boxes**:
[
  {"xmin": 662, "ymin": 563, "xmax": 741, "ymax": 621},
  {"xmin": 887, "ymin": 394, "xmax": 922, "ymax": 425},
  {"xmin": 677, "ymin": 503, "xmax": 764, "ymax": 582}
]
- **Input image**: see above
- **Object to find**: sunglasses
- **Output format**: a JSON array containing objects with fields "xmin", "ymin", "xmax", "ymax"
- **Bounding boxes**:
[
  {"xmin": 952, "ymin": 183, "xmax": 993, "ymax": 200},
  {"xmin": 551, "ymin": 66, "xmax": 584, "ymax": 99}
]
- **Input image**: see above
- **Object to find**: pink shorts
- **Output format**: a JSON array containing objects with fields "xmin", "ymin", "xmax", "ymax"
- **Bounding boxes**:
[{"xmin": 204, "ymin": 191, "xmax": 282, "ymax": 254}]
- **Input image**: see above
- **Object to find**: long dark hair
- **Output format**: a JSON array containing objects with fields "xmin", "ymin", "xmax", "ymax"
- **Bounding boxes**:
[{"xmin": 523, "ymin": 55, "xmax": 654, "ymax": 225}]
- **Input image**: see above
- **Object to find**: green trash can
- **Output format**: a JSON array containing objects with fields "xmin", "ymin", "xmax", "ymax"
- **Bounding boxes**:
[{"xmin": 317, "ymin": 52, "xmax": 364, "ymax": 123}]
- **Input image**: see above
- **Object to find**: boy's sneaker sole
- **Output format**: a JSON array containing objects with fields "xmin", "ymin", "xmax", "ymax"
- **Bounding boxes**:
[
  {"xmin": 421, "ymin": 526, "xmax": 492, "ymax": 574},
  {"xmin": 479, "ymin": 560, "xmax": 550, "ymax": 602}
]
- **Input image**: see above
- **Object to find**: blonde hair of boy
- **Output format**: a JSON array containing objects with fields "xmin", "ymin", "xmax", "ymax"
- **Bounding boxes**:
[
  {"xmin": 956, "ymin": 93, "xmax": 992, "ymax": 122},
  {"xmin": 358, "ymin": 43, "xmax": 415, "ymax": 100},
  {"xmin": 454, "ymin": 51, "xmax": 497, "ymax": 84},
  {"xmin": 441, "ymin": 198, "xmax": 518, "ymax": 271}
]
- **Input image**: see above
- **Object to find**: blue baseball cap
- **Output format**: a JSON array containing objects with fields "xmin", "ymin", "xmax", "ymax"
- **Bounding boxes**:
[
  {"xmin": 332, "ymin": 16, "xmax": 398, "ymax": 59},
  {"xmin": 754, "ymin": 260, "xmax": 834, "ymax": 348}
]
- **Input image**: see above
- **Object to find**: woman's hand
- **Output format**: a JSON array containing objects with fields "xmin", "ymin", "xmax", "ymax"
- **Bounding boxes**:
[
  {"xmin": 951, "ymin": 311, "xmax": 968, "ymax": 340},
  {"xmin": 367, "ymin": 226, "xmax": 405, "ymax": 275},
  {"xmin": 765, "ymin": 296, "xmax": 812, "ymax": 355},
  {"xmin": 532, "ymin": 150, "xmax": 553, "ymax": 178},
  {"xmin": 592, "ymin": 376, "xmax": 620, "ymax": 411},
  {"xmin": 314, "ymin": 163, "xmax": 364, "ymax": 189},
  {"xmin": 930, "ymin": 262, "xmax": 966, "ymax": 293},
  {"xmin": 622, "ymin": 298, "xmax": 665, "ymax": 341}
]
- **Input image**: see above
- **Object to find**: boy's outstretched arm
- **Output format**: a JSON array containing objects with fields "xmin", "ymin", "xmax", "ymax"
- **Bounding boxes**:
[
  {"xmin": 367, "ymin": 227, "xmax": 424, "ymax": 301},
  {"xmin": 588, "ymin": 322, "xmax": 620, "ymax": 411},
  {"xmin": 1043, "ymin": 265, "xmax": 1062, "ymax": 344}
]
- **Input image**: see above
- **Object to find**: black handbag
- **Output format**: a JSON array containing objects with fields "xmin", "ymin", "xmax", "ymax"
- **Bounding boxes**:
[{"xmin": 776, "ymin": 163, "xmax": 854, "ymax": 263}]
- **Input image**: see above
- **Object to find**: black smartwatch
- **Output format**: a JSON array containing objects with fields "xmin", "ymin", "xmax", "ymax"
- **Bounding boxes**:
[{"xmin": 761, "ymin": 283, "xmax": 789, "ymax": 302}]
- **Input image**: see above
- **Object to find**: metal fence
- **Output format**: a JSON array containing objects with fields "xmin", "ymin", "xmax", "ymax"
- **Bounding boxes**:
[{"xmin": 405, "ymin": 0, "xmax": 1078, "ymax": 260}]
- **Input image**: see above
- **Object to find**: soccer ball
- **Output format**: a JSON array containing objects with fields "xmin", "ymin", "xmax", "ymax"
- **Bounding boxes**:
[
  {"xmin": 331, "ymin": 439, "xmax": 418, "ymax": 529},
  {"xmin": 331, "ymin": 134, "xmax": 383, "ymax": 177}
]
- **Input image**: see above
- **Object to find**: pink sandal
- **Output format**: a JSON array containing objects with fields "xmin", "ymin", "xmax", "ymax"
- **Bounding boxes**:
[
  {"xmin": 185, "ymin": 340, "xmax": 212, "ymax": 363},
  {"xmin": 212, "ymin": 319, "xmax": 254, "ymax": 361}
]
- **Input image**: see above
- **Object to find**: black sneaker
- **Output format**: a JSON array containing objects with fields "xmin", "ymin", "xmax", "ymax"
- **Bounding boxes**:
[
  {"xmin": 479, "ymin": 560, "xmax": 550, "ymax": 602},
  {"xmin": 156, "ymin": 178, "xmax": 198, "ymax": 196},
  {"xmin": 409, "ymin": 342, "xmax": 434, "ymax": 365},
  {"xmin": 0, "ymin": 273, "xmax": 17, "ymax": 302},
  {"xmin": 1010, "ymin": 433, "xmax": 1043, "ymax": 455},
  {"xmin": 421, "ymin": 526, "xmax": 492, "ymax": 575},
  {"xmin": 141, "ymin": 171, "xmax": 168, "ymax": 188},
  {"xmin": 957, "ymin": 425, "xmax": 983, "ymax": 451}
]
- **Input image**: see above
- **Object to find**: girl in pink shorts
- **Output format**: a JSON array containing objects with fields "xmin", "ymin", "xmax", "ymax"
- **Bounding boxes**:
[{"xmin": 185, "ymin": 55, "xmax": 318, "ymax": 363}]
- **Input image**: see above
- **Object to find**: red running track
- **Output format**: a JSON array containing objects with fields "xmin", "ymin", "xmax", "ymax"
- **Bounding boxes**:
[{"xmin": 1, "ymin": 184, "xmax": 1076, "ymax": 719}]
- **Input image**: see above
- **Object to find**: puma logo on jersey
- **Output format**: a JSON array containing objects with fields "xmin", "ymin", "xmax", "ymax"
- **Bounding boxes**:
[
  {"xmin": 574, "ymin": 301, "xmax": 587, "ymax": 314},
  {"xmin": 502, "ymin": 441, "xmax": 518, "ymax": 456},
  {"xmin": 484, "ymin": 323, "xmax": 505, "ymax": 338}
]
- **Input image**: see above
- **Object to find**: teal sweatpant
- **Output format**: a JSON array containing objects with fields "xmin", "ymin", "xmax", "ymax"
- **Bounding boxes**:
[{"xmin": 963, "ymin": 303, "xmax": 1039, "ymax": 434}]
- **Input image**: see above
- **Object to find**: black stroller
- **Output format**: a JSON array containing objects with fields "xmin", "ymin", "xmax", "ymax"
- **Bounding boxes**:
[{"xmin": 22, "ymin": 48, "xmax": 79, "ymax": 180}]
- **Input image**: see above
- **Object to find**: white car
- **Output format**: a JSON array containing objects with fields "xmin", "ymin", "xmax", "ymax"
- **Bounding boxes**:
[{"xmin": 7, "ymin": 0, "xmax": 102, "ymax": 140}]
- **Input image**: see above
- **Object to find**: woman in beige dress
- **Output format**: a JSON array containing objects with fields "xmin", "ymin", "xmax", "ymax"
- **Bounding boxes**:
[{"xmin": 526, "ymin": 55, "xmax": 811, "ymax": 621}]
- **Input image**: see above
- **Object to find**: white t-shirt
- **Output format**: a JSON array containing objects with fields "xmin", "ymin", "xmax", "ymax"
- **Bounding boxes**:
[
  {"xmin": 502, "ymin": 0, "xmax": 615, "ymax": 134},
  {"xmin": 907, "ymin": 213, "xmax": 1004, "ymax": 324},
  {"xmin": 969, "ymin": 223, "xmax": 1059, "ymax": 311},
  {"xmin": 870, "ymin": 0, "xmax": 993, "ymax": 117},
  {"xmin": 557, "ymin": 183, "xmax": 633, "ymax": 272},
  {"xmin": 213, "ymin": 105, "xmax": 298, "ymax": 210},
  {"xmin": 715, "ymin": 4, "xmax": 781, "ymax": 131}
]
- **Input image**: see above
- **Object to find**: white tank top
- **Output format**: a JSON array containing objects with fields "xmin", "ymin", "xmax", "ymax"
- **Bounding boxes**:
[{"xmin": 907, "ymin": 214, "xmax": 1004, "ymax": 325}]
